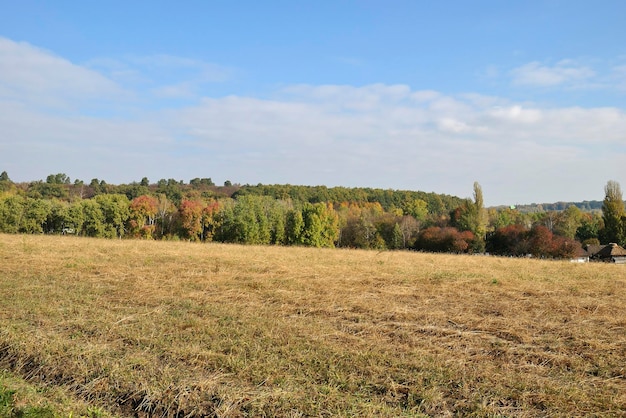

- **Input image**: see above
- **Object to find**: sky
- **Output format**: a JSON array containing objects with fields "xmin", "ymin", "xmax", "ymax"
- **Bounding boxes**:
[{"xmin": 0, "ymin": 0, "xmax": 625, "ymax": 206}]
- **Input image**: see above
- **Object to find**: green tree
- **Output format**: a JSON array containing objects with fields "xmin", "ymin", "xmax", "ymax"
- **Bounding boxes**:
[
  {"xmin": 80, "ymin": 199, "xmax": 106, "ymax": 237},
  {"xmin": 214, "ymin": 199, "xmax": 235, "ymax": 242},
  {"xmin": 451, "ymin": 182, "xmax": 487, "ymax": 252},
  {"xmin": 95, "ymin": 194, "xmax": 130, "ymax": 238},
  {"xmin": 600, "ymin": 180, "xmax": 625, "ymax": 245},
  {"xmin": 0, "ymin": 171, "xmax": 12, "ymax": 193},
  {"xmin": 190, "ymin": 177, "xmax": 215, "ymax": 188},
  {"xmin": 403, "ymin": 198, "xmax": 428, "ymax": 222},
  {"xmin": 301, "ymin": 203, "xmax": 339, "ymax": 248},
  {"xmin": 0, "ymin": 195, "xmax": 25, "ymax": 233},
  {"xmin": 44, "ymin": 200, "xmax": 70, "ymax": 233},
  {"xmin": 27, "ymin": 180, "xmax": 68, "ymax": 200},
  {"xmin": 21, "ymin": 198, "xmax": 51, "ymax": 233},
  {"xmin": 576, "ymin": 212, "xmax": 603, "ymax": 244},
  {"xmin": 68, "ymin": 201, "xmax": 86, "ymax": 235},
  {"xmin": 89, "ymin": 178, "xmax": 102, "ymax": 195},
  {"xmin": 285, "ymin": 209, "xmax": 304, "ymax": 245},
  {"xmin": 118, "ymin": 183, "xmax": 150, "ymax": 201},
  {"xmin": 156, "ymin": 179, "xmax": 183, "ymax": 204},
  {"xmin": 553, "ymin": 205, "xmax": 582, "ymax": 239},
  {"xmin": 232, "ymin": 195, "xmax": 271, "ymax": 245},
  {"xmin": 212, "ymin": 196, "xmax": 274, "ymax": 245},
  {"xmin": 46, "ymin": 173, "xmax": 71, "ymax": 184}
]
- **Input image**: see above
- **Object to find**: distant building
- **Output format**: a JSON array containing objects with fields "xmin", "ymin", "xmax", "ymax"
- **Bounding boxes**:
[{"xmin": 585, "ymin": 243, "xmax": 626, "ymax": 264}]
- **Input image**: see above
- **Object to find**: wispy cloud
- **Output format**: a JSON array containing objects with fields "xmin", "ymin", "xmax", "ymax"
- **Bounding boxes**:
[
  {"xmin": 86, "ymin": 53, "xmax": 236, "ymax": 100},
  {"xmin": 332, "ymin": 55, "xmax": 364, "ymax": 66},
  {"xmin": 129, "ymin": 54, "xmax": 234, "ymax": 83},
  {"xmin": 0, "ymin": 37, "xmax": 128, "ymax": 110},
  {"xmin": 610, "ymin": 64, "xmax": 626, "ymax": 91},
  {"xmin": 510, "ymin": 60, "xmax": 595, "ymax": 87}
]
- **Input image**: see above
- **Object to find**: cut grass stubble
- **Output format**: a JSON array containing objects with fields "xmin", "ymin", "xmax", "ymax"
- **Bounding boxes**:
[{"xmin": 0, "ymin": 234, "xmax": 625, "ymax": 416}]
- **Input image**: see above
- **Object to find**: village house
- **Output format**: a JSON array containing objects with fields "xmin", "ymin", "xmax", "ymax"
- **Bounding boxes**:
[{"xmin": 585, "ymin": 243, "xmax": 626, "ymax": 264}]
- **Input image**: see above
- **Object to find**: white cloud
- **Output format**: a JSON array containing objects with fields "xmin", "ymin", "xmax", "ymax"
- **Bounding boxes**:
[
  {"xmin": 487, "ymin": 105, "xmax": 542, "ymax": 124},
  {"xmin": 510, "ymin": 60, "xmax": 595, "ymax": 87},
  {"xmin": 1, "ymin": 37, "xmax": 624, "ymax": 205},
  {"xmin": 165, "ymin": 87, "xmax": 625, "ymax": 204},
  {"xmin": 0, "ymin": 37, "xmax": 127, "ymax": 109},
  {"xmin": 410, "ymin": 90, "xmax": 441, "ymax": 102}
]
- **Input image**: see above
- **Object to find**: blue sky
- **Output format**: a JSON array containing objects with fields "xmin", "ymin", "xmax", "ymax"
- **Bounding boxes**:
[{"xmin": 1, "ymin": 0, "xmax": 625, "ymax": 205}]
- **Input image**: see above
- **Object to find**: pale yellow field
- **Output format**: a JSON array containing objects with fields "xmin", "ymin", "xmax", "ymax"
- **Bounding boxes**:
[{"xmin": 0, "ymin": 233, "xmax": 625, "ymax": 417}]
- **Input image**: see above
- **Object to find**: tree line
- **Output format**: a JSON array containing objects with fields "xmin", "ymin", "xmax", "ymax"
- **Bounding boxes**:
[{"xmin": 1, "ymin": 171, "xmax": 624, "ymax": 258}]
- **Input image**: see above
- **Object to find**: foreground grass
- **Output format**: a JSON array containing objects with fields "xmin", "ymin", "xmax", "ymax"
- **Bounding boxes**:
[
  {"xmin": 0, "ymin": 370, "xmax": 112, "ymax": 418},
  {"xmin": 0, "ymin": 234, "xmax": 625, "ymax": 417}
]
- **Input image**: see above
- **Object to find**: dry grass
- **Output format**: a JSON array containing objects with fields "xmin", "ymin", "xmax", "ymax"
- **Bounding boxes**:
[{"xmin": 0, "ymin": 233, "xmax": 625, "ymax": 417}]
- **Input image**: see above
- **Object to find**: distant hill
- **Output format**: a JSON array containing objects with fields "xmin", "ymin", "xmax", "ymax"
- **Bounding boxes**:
[{"xmin": 493, "ymin": 201, "xmax": 605, "ymax": 213}]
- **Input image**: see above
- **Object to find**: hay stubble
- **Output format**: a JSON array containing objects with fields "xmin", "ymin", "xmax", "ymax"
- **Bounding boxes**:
[{"xmin": 0, "ymin": 234, "xmax": 625, "ymax": 416}]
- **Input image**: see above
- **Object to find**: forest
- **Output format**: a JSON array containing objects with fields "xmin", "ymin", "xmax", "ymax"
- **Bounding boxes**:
[{"xmin": 0, "ymin": 171, "xmax": 625, "ymax": 259}]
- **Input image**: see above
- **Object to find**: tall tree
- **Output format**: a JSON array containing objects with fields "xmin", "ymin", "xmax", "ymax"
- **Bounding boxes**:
[
  {"xmin": 285, "ymin": 209, "xmax": 304, "ymax": 245},
  {"xmin": 451, "ymin": 182, "xmax": 487, "ymax": 252},
  {"xmin": 0, "ymin": 171, "xmax": 11, "ymax": 193},
  {"xmin": 473, "ymin": 182, "xmax": 487, "ymax": 245},
  {"xmin": 600, "ymin": 180, "xmax": 625, "ymax": 245}
]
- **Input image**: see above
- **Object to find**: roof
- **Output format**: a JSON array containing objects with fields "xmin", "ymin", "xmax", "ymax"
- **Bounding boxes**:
[
  {"xmin": 584, "ymin": 245, "xmax": 604, "ymax": 257},
  {"xmin": 594, "ymin": 243, "xmax": 626, "ymax": 258}
]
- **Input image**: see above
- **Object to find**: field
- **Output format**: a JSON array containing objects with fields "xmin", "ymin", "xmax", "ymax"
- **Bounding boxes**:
[{"xmin": 0, "ymin": 234, "xmax": 625, "ymax": 417}]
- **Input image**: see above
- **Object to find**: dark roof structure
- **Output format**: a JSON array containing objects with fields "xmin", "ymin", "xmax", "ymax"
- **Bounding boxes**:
[
  {"xmin": 594, "ymin": 243, "xmax": 626, "ymax": 257},
  {"xmin": 589, "ymin": 243, "xmax": 626, "ymax": 263}
]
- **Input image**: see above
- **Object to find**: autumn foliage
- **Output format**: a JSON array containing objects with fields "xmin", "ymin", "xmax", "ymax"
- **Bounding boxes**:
[
  {"xmin": 129, "ymin": 195, "xmax": 158, "ymax": 238},
  {"xmin": 0, "ymin": 173, "xmax": 621, "ymax": 259},
  {"xmin": 487, "ymin": 224, "xmax": 583, "ymax": 259},
  {"xmin": 414, "ymin": 227, "xmax": 475, "ymax": 253}
]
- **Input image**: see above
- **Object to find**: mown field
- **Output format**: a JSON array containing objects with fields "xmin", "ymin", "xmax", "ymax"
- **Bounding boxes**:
[{"xmin": 0, "ymin": 234, "xmax": 625, "ymax": 417}]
